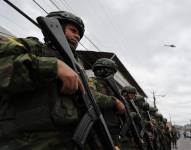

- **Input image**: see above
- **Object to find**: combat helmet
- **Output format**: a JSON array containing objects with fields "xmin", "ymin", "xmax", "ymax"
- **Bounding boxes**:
[
  {"xmin": 149, "ymin": 106, "xmax": 158, "ymax": 115},
  {"xmin": 154, "ymin": 113, "xmax": 163, "ymax": 120},
  {"xmin": 121, "ymin": 85, "xmax": 137, "ymax": 96},
  {"xmin": 149, "ymin": 106, "xmax": 158, "ymax": 113},
  {"xmin": 47, "ymin": 11, "xmax": 85, "ymax": 38},
  {"xmin": 163, "ymin": 118, "xmax": 167, "ymax": 123},
  {"xmin": 142, "ymin": 102, "xmax": 150, "ymax": 111},
  {"xmin": 134, "ymin": 95, "xmax": 145, "ymax": 108},
  {"xmin": 92, "ymin": 58, "xmax": 117, "ymax": 77}
]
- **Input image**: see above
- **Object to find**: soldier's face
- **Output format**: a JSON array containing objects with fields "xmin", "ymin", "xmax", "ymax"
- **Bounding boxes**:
[
  {"xmin": 64, "ymin": 23, "xmax": 80, "ymax": 50},
  {"xmin": 124, "ymin": 93, "xmax": 136, "ymax": 100}
]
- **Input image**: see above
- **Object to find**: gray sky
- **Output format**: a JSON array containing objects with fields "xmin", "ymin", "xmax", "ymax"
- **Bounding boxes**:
[{"xmin": 1, "ymin": 0, "xmax": 191, "ymax": 125}]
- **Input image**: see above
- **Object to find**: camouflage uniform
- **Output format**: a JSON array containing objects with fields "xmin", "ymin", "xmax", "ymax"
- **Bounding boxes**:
[
  {"xmin": 0, "ymin": 11, "xmax": 86, "ymax": 150},
  {"xmin": 149, "ymin": 107, "xmax": 160, "ymax": 150},
  {"xmin": 171, "ymin": 126, "xmax": 178, "ymax": 149},
  {"xmin": 154, "ymin": 113, "xmax": 169, "ymax": 150},
  {"xmin": 120, "ymin": 86, "xmax": 139, "ymax": 150},
  {"xmin": 89, "ymin": 58, "xmax": 122, "ymax": 148},
  {"xmin": 134, "ymin": 96, "xmax": 154, "ymax": 150}
]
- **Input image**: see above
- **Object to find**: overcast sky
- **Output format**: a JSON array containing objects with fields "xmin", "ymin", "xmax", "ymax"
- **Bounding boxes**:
[{"xmin": 1, "ymin": 0, "xmax": 191, "ymax": 125}]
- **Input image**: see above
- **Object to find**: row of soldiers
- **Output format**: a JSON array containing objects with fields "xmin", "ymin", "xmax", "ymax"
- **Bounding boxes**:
[
  {"xmin": 88, "ymin": 57, "xmax": 175, "ymax": 150},
  {"xmin": 0, "ymin": 9, "xmax": 177, "ymax": 150}
]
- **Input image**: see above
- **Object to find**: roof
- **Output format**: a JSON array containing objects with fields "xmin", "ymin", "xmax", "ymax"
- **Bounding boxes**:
[
  {"xmin": 0, "ymin": 26, "xmax": 14, "ymax": 37},
  {"xmin": 76, "ymin": 50, "xmax": 147, "ymax": 97}
]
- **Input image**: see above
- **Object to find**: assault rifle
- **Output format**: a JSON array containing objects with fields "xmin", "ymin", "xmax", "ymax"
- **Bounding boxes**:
[
  {"xmin": 3, "ymin": 0, "xmax": 115, "ymax": 149},
  {"xmin": 105, "ymin": 75, "xmax": 145, "ymax": 150}
]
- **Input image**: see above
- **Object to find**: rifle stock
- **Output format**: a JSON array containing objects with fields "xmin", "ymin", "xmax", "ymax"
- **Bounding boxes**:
[{"xmin": 36, "ymin": 17, "xmax": 115, "ymax": 149}]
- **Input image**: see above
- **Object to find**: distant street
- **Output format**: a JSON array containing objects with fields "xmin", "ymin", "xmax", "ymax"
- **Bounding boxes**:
[{"xmin": 173, "ymin": 137, "xmax": 191, "ymax": 150}]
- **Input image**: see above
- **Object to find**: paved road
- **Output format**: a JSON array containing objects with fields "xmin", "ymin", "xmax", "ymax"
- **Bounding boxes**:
[{"xmin": 173, "ymin": 138, "xmax": 191, "ymax": 150}]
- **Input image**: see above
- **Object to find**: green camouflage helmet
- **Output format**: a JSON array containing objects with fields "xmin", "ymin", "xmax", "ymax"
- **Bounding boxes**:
[
  {"xmin": 121, "ymin": 85, "xmax": 137, "ymax": 95},
  {"xmin": 142, "ymin": 102, "xmax": 150, "ymax": 111},
  {"xmin": 92, "ymin": 58, "xmax": 117, "ymax": 73},
  {"xmin": 154, "ymin": 113, "xmax": 163, "ymax": 119},
  {"xmin": 163, "ymin": 118, "xmax": 167, "ymax": 123},
  {"xmin": 135, "ymin": 95, "xmax": 145, "ymax": 102},
  {"xmin": 134, "ymin": 95, "xmax": 145, "ymax": 108},
  {"xmin": 149, "ymin": 106, "xmax": 158, "ymax": 113},
  {"xmin": 47, "ymin": 11, "xmax": 85, "ymax": 38}
]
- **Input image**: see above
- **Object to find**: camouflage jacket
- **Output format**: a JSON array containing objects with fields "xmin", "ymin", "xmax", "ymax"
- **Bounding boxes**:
[
  {"xmin": 0, "ymin": 36, "xmax": 78, "ymax": 138},
  {"xmin": 88, "ymin": 77, "xmax": 116, "ymax": 110},
  {"xmin": 88, "ymin": 77, "xmax": 121, "ymax": 137}
]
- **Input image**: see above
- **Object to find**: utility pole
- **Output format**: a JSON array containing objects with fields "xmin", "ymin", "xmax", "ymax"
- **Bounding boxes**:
[
  {"xmin": 152, "ymin": 91, "xmax": 157, "ymax": 108},
  {"xmin": 152, "ymin": 90, "xmax": 166, "ymax": 108},
  {"xmin": 152, "ymin": 91, "xmax": 166, "ymax": 108}
]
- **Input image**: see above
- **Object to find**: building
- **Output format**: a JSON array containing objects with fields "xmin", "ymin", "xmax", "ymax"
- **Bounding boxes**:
[
  {"xmin": 76, "ymin": 50, "xmax": 147, "ymax": 97},
  {"xmin": 0, "ymin": 26, "xmax": 14, "ymax": 37}
]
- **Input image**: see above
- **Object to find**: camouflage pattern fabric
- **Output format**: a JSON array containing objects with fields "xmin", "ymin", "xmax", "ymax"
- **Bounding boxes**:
[
  {"xmin": 0, "ymin": 36, "xmax": 79, "ymax": 149},
  {"xmin": 88, "ymin": 77, "xmax": 116, "ymax": 110},
  {"xmin": 88, "ymin": 77, "xmax": 121, "ymax": 146}
]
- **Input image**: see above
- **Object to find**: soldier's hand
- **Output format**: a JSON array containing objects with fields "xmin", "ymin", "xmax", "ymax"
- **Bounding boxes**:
[
  {"xmin": 115, "ymin": 146, "xmax": 120, "ymax": 150},
  {"xmin": 57, "ymin": 59, "xmax": 85, "ymax": 95},
  {"xmin": 115, "ymin": 99, "xmax": 126, "ymax": 114}
]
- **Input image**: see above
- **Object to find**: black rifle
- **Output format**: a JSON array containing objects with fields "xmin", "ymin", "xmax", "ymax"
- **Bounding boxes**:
[
  {"xmin": 3, "ymin": 0, "xmax": 115, "ymax": 149},
  {"xmin": 104, "ymin": 75, "xmax": 144, "ymax": 150}
]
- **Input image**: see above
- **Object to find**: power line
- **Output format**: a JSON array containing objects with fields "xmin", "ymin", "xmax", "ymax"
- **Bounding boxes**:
[
  {"xmin": 83, "ymin": 35, "xmax": 102, "ymax": 52},
  {"xmin": 32, "ymin": 0, "xmax": 88, "ymax": 50},
  {"xmin": 49, "ymin": 0, "xmax": 61, "ymax": 11},
  {"xmin": 33, "ymin": 0, "xmax": 48, "ymax": 14},
  {"xmin": 96, "ymin": 0, "xmax": 128, "ymax": 51},
  {"xmin": 57, "ymin": 0, "xmax": 129, "ymax": 83},
  {"xmin": 59, "ymin": 0, "xmax": 103, "ymax": 52}
]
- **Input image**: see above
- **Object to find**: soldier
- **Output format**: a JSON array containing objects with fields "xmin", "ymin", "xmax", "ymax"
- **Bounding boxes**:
[
  {"xmin": 120, "ymin": 85, "xmax": 144, "ymax": 150},
  {"xmin": 0, "ymin": 11, "xmax": 93, "ymax": 150},
  {"xmin": 89, "ymin": 58, "xmax": 126, "ymax": 149},
  {"xmin": 163, "ymin": 118, "xmax": 172, "ymax": 150},
  {"xmin": 149, "ymin": 107, "xmax": 160, "ymax": 150},
  {"xmin": 154, "ymin": 113, "xmax": 170, "ymax": 150},
  {"xmin": 134, "ymin": 96, "xmax": 155, "ymax": 150},
  {"xmin": 171, "ymin": 126, "xmax": 178, "ymax": 149}
]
